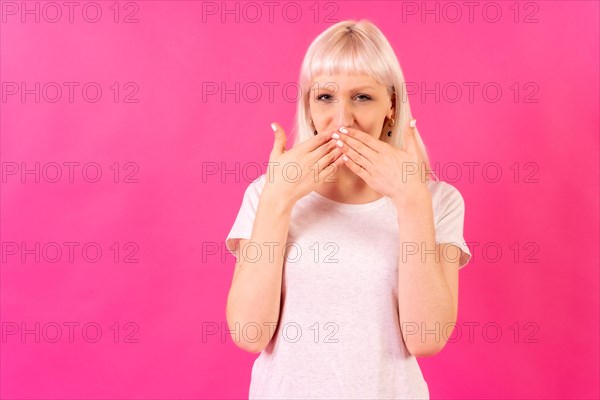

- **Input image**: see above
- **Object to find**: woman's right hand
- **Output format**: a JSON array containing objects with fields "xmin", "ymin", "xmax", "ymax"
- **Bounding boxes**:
[{"xmin": 263, "ymin": 122, "xmax": 344, "ymax": 205}]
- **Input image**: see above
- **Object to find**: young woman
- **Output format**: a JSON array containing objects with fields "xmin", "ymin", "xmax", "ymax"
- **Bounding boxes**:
[{"xmin": 225, "ymin": 19, "xmax": 472, "ymax": 400}]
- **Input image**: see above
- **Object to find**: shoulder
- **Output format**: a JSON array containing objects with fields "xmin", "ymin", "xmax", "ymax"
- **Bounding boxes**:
[
  {"xmin": 243, "ymin": 173, "xmax": 268, "ymax": 198},
  {"xmin": 425, "ymin": 180, "xmax": 466, "ymax": 214},
  {"xmin": 253, "ymin": 173, "xmax": 268, "ymax": 191}
]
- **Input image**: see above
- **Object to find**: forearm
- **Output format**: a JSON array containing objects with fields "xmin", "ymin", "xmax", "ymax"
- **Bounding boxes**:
[
  {"xmin": 226, "ymin": 189, "xmax": 294, "ymax": 352},
  {"xmin": 395, "ymin": 191, "xmax": 455, "ymax": 357}
]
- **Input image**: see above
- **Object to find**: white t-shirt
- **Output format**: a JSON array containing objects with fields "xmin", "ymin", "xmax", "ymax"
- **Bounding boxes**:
[{"xmin": 225, "ymin": 174, "xmax": 472, "ymax": 400}]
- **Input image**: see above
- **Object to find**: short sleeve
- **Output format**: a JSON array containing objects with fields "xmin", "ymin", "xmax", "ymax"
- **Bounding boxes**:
[
  {"xmin": 224, "ymin": 174, "xmax": 266, "ymax": 258},
  {"xmin": 434, "ymin": 182, "xmax": 472, "ymax": 270}
]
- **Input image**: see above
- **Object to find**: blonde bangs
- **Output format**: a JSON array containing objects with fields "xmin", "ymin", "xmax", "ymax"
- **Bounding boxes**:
[{"xmin": 301, "ymin": 26, "xmax": 393, "ymax": 93}]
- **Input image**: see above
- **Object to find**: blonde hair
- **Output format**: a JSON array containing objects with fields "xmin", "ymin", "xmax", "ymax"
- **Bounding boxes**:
[{"xmin": 291, "ymin": 19, "xmax": 438, "ymax": 182}]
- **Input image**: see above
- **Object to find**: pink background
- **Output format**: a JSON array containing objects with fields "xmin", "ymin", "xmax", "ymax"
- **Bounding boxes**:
[{"xmin": 1, "ymin": 1, "xmax": 598, "ymax": 399}]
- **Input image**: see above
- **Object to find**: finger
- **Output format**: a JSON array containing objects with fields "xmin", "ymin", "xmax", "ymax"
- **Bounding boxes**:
[
  {"xmin": 338, "ymin": 126, "xmax": 386, "ymax": 154},
  {"xmin": 341, "ymin": 151, "xmax": 371, "ymax": 181},
  {"xmin": 298, "ymin": 129, "xmax": 339, "ymax": 154},
  {"xmin": 270, "ymin": 122, "xmax": 287, "ymax": 156},
  {"xmin": 327, "ymin": 151, "xmax": 347, "ymax": 178},
  {"xmin": 314, "ymin": 146, "xmax": 344, "ymax": 182},
  {"xmin": 402, "ymin": 127, "xmax": 419, "ymax": 158},
  {"xmin": 402, "ymin": 126, "xmax": 427, "ymax": 181},
  {"xmin": 335, "ymin": 132, "xmax": 379, "ymax": 169},
  {"xmin": 308, "ymin": 137, "xmax": 340, "ymax": 164},
  {"xmin": 336, "ymin": 137, "xmax": 374, "ymax": 173}
]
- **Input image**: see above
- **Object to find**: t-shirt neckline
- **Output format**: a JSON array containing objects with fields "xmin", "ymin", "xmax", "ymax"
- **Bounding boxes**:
[{"xmin": 307, "ymin": 189, "xmax": 390, "ymax": 211}]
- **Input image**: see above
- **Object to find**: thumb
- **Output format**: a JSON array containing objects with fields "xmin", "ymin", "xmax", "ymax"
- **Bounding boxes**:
[{"xmin": 270, "ymin": 122, "xmax": 287, "ymax": 156}]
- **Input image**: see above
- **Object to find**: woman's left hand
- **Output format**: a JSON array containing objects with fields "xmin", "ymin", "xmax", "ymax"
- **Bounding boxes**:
[{"xmin": 335, "ymin": 119, "xmax": 430, "ymax": 205}]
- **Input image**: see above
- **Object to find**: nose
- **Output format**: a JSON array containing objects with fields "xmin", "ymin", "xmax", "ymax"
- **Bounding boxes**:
[{"xmin": 335, "ymin": 100, "xmax": 354, "ymax": 129}]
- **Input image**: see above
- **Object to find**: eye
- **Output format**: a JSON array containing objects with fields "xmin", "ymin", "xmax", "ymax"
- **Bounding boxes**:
[
  {"xmin": 356, "ymin": 94, "xmax": 372, "ymax": 101},
  {"xmin": 316, "ymin": 94, "xmax": 333, "ymax": 102}
]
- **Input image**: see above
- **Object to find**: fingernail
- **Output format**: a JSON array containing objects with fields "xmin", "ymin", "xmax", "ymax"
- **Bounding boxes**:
[
  {"xmin": 271, "ymin": 123, "xmax": 277, "ymax": 132},
  {"xmin": 342, "ymin": 155, "xmax": 349, "ymax": 161},
  {"xmin": 336, "ymin": 140, "xmax": 344, "ymax": 147},
  {"xmin": 409, "ymin": 119, "xmax": 417, "ymax": 128},
  {"xmin": 339, "ymin": 127, "xmax": 348, "ymax": 134},
  {"xmin": 332, "ymin": 133, "xmax": 340, "ymax": 139}
]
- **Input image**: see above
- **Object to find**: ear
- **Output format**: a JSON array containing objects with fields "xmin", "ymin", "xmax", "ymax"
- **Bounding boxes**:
[{"xmin": 388, "ymin": 90, "xmax": 396, "ymax": 118}]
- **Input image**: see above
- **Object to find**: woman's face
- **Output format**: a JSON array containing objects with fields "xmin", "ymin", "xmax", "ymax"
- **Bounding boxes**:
[{"xmin": 309, "ymin": 73, "xmax": 394, "ymax": 139}]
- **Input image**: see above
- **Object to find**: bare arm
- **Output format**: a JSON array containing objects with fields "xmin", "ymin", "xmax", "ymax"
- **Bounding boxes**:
[
  {"xmin": 395, "ymin": 189, "xmax": 458, "ymax": 357},
  {"xmin": 225, "ymin": 121, "xmax": 343, "ymax": 353},
  {"xmin": 225, "ymin": 188, "xmax": 295, "ymax": 353}
]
